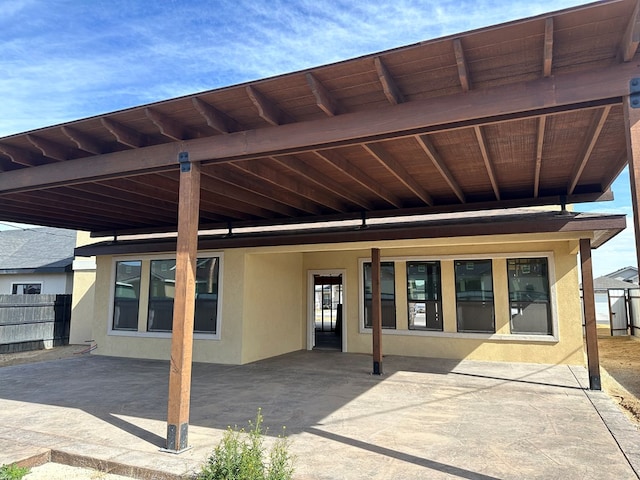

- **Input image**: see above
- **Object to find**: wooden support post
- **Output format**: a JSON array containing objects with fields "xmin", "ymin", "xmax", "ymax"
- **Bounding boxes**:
[
  {"xmin": 624, "ymin": 94, "xmax": 640, "ymax": 276},
  {"xmin": 165, "ymin": 152, "xmax": 201, "ymax": 452},
  {"xmin": 580, "ymin": 238, "xmax": 601, "ymax": 391},
  {"xmin": 372, "ymin": 248, "xmax": 383, "ymax": 375}
]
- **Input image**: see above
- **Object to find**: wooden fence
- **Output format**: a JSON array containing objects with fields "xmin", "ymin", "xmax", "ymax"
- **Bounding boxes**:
[{"xmin": 0, "ymin": 294, "xmax": 72, "ymax": 353}]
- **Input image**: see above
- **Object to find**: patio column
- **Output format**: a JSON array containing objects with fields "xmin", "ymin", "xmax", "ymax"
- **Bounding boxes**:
[
  {"xmin": 580, "ymin": 238, "xmax": 601, "ymax": 391},
  {"xmin": 165, "ymin": 152, "xmax": 201, "ymax": 452},
  {"xmin": 372, "ymin": 248, "xmax": 383, "ymax": 375},
  {"xmin": 623, "ymin": 94, "xmax": 640, "ymax": 275}
]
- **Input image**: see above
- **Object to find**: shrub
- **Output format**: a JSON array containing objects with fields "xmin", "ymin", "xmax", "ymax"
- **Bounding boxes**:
[
  {"xmin": 0, "ymin": 464, "xmax": 29, "ymax": 480},
  {"xmin": 196, "ymin": 409, "xmax": 294, "ymax": 480}
]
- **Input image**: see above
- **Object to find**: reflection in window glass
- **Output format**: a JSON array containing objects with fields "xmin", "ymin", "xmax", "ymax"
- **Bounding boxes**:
[
  {"xmin": 113, "ymin": 260, "xmax": 141, "ymax": 331},
  {"xmin": 455, "ymin": 260, "xmax": 495, "ymax": 333},
  {"xmin": 508, "ymin": 258, "xmax": 552, "ymax": 335},
  {"xmin": 12, "ymin": 283, "xmax": 42, "ymax": 294},
  {"xmin": 407, "ymin": 261, "xmax": 442, "ymax": 330},
  {"xmin": 147, "ymin": 257, "xmax": 219, "ymax": 333},
  {"xmin": 363, "ymin": 262, "xmax": 396, "ymax": 329}
]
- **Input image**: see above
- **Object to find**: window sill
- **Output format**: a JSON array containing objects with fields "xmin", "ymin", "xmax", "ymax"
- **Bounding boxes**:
[
  {"xmin": 108, "ymin": 330, "xmax": 220, "ymax": 341},
  {"xmin": 359, "ymin": 327, "xmax": 558, "ymax": 343}
]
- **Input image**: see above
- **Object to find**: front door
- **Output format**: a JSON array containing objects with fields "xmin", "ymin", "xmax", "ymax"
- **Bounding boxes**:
[{"xmin": 311, "ymin": 273, "xmax": 343, "ymax": 351}]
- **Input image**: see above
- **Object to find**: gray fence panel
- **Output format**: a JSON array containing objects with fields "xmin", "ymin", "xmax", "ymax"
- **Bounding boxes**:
[
  {"xmin": 630, "ymin": 288, "xmax": 640, "ymax": 338},
  {"xmin": 0, "ymin": 294, "xmax": 71, "ymax": 353}
]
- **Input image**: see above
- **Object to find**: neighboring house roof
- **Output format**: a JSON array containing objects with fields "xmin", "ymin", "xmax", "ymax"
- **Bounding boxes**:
[
  {"xmin": 603, "ymin": 266, "xmax": 638, "ymax": 283},
  {"xmin": 0, "ymin": 227, "xmax": 76, "ymax": 274},
  {"xmin": 592, "ymin": 276, "xmax": 639, "ymax": 291}
]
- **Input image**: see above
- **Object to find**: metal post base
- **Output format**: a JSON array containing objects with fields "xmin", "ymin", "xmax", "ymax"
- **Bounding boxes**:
[
  {"xmin": 162, "ymin": 422, "xmax": 190, "ymax": 454},
  {"xmin": 373, "ymin": 361, "xmax": 383, "ymax": 375},
  {"xmin": 589, "ymin": 375, "xmax": 601, "ymax": 391}
]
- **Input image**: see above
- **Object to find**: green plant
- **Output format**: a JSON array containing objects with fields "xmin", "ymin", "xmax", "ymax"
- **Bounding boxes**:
[
  {"xmin": 197, "ymin": 409, "xmax": 294, "ymax": 480},
  {"xmin": 0, "ymin": 463, "xmax": 29, "ymax": 480}
]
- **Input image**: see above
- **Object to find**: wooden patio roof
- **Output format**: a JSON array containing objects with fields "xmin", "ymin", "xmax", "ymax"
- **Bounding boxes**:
[{"xmin": 1, "ymin": 0, "xmax": 639, "ymax": 237}]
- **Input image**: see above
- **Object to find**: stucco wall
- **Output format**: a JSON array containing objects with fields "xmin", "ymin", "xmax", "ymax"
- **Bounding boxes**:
[
  {"xmin": 303, "ymin": 238, "xmax": 584, "ymax": 365},
  {"xmin": 241, "ymin": 252, "xmax": 304, "ymax": 363}
]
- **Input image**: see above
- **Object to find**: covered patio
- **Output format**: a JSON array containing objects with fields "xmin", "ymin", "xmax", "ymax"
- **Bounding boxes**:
[
  {"xmin": 0, "ymin": 352, "xmax": 638, "ymax": 479},
  {"xmin": 1, "ymin": 0, "xmax": 640, "ymax": 452}
]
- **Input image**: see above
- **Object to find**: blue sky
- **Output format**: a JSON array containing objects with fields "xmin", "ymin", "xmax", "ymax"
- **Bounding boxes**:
[{"xmin": 0, "ymin": 0, "xmax": 634, "ymax": 276}]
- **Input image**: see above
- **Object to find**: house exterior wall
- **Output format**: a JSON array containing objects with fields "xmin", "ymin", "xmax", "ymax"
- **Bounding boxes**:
[
  {"xmin": 85, "ymin": 232, "xmax": 586, "ymax": 366},
  {"xmin": 0, "ymin": 273, "xmax": 72, "ymax": 295}
]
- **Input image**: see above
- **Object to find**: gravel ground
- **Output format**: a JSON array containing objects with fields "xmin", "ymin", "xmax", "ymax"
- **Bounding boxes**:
[{"xmin": 23, "ymin": 463, "xmax": 139, "ymax": 480}]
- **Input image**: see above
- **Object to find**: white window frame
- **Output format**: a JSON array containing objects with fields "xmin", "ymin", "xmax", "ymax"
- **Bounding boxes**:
[
  {"xmin": 358, "ymin": 252, "xmax": 559, "ymax": 342},
  {"xmin": 108, "ymin": 252, "xmax": 223, "ymax": 340}
]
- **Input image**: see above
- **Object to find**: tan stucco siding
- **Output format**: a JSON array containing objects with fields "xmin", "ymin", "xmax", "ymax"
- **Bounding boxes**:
[{"xmin": 241, "ymin": 252, "xmax": 304, "ymax": 363}]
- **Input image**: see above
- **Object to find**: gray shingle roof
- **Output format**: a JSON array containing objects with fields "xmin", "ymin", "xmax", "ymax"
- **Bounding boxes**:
[
  {"xmin": 593, "ymin": 276, "xmax": 639, "ymax": 291},
  {"xmin": 0, "ymin": 227, "xmax": 76, "ymax": 273}
]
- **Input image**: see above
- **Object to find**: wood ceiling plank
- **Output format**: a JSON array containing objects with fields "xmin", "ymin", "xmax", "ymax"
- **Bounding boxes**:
[
  {"xmin": 620, "ymin": 0, "xmax": 640, "ymax": 61},
  {"xmin": 205, "ymin": 164, "xmax": 322, "ymax": 215},
  {"xmin": 272, "ymin": 155, "xmax": 375, "ymax": 210},
  {"xmin": 61, "ymin": 126, "xmax": 105, "ymax": 154},
  {"xmin": 544, "ymin": 18, "xmax": 554, "ymax": 77},
  {"xmin": 200, "ymin": 170, "xmax": 299, "ymax": 217},
  {"xmin": 0, "ymin": 61, "xmax": 635, "ymax": 195},
  {"xmin": 101, "ymin": 117, "xmax": 147, "ymax": 148},
  {"xmin": 26, "ymin": 134, "xmax": 72, "ymax": 161},
  {"xmin": 363, "ymin": 143, "xmax": 433, "ymax": 205},
  {"xmin": 246, "ymin": 85, "xmax": 285, "ymax": 126},
  {"xmin": 473, "ymin": 126, "xmax": 501, "ymax": 200},
  {"xmin": 312, "ymin": 149, "xmax": 403, "ymax": 208},
  {"xmin": 145, "ymin": 108, "xmax": 187, "ymax": 141},
  {"xmin": 567, "ymin": 105, "xmax": 612, "ymax": 195},
  {"xmin": 453, "ymin": 39, "xmax": 471, "ymax": 92},
  {"xmin": 306, "ymin": 73, "xmax": 341, "ymax": 116},
  {"xmin": 415, "ymin": 134, "xmax": 465, "ymax": 203},
  {"xmin": 233, "ymin": 161, "xmax": 349, "ymax": 213},
  {"xmin": 374, "ymin": 57, "xmax": 405, "ymax": 105},
  {"xmin": 533, "ymin": 116, "xmax": 547, "ymax": 198},
  {"xmin": 192, "ymin": 97, "xmax": 238, "ymax": 134}
]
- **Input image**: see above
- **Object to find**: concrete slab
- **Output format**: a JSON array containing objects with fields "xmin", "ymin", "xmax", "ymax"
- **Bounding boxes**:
[{"xmin": 0, "ymin": 351, "xmax": 638, "ymax": 479}]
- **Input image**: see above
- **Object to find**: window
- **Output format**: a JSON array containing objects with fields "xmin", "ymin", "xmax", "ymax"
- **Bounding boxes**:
[
  {"xmin": 363, "ymin": 262, "xmax": 396, "ymax": 329},
  {"xmin": 508, "ymin": 258, "xmax": 552, "ymax": 335},
  {"xmin": 113, "ymin": 261, "xmax": 141, "ymax": 331},
  {"xmin": 12, "ymin": 283, "xmax": 42, "ymax": 294},
  {"xmin": 147, "ymin": 257, "xmax": 220, "ymax": 333},
  {"xmin": 407, "ymin": 261, "xmax": 442, "ymax": 330},
  {"xmin": 455, "ymin": 259, "xmax": 494, "ymax": 333}
]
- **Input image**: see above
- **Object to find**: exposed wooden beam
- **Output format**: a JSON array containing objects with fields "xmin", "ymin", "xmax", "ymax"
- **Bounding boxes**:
[
  {"xmin": 580, "ymin": 238, "xmax": 601, "ymax": 390},
  {"xmin": 232, "ymin": 160, "xmax": 349, "ymax": 213},
  {"xmin": 374, "ymin": 57, "xmax": 405, "ymax": 105},
  {"xmin": 145, "ymin": 108, "xmax": 187, "ymax": 141},
  {"xmin": 61, "ymin": 126, "xmax": 105, "ymax": 154},
  {"xmin": 453, "ymin": 39, "xmax": 471, "ymax": 92},
  {"xmin": 200, "ymin": 170, "xmax": 298, "ymax": 217},
  {"xmin": 246, "ymin": 85, "xmax": 285, "ymax": 126},
  {"xmin": 543, "ymin": 18, "xmax": 554, "ymax": 77},
  {"xmin": 273, "ymin": 155, "xmax": 375, "ymax": 210},
  {"xmin": 567, "ymin": 105, "xmax": 612, "ymax": 195},
  {"xmin": 620, "ymin": 0, "xmax": 640, "ymax": 62},
  {"xmin": 473, "ymin": 126, "xmax": 500, "ymax": 200},
  {"xmin": 623, "ymin": 95, "xmax": 640, "ymax": 275},
  {"xmin": 26, "ymin": 134, "xmax": 73, "ymax": 161},
  {"xmin": 205, "ymin": 164, "xmax": 322, "ymax": 215},
  {"xmin": 363, "ymin": 143, "xmax": 433, "ymax": 206},
  {"xmin": 0, "ymin": 143, "xmax": 45, "ymax": 167},
  {"xmin": 0, "ymin": 61, "xmax": 635, "ymax": 194},
  {"xmin": 312, "ymin": 149, "xmax": 402, "ymax": 208},
  {"xmin": 371, "ymin": 247, "xmax": 383, "ymax": 375},
  {"xmin": 101, "ymin": 117, "xmax": 146, "ymax": 148},
  {"xmin": 306, "ymin": 73, "xmax": 340, "ymax": 116},
  {"xmin": 192, "ymin": 97, "xmax": 237, "ymax": 134},
  {"xmin": 415, "ymin": 135, "xmax": 465, "ymax": 203},
  {"xmin": 166, "ymin": 157, "xmax": 200, "ymax": 453},
  {"xmin": 533, "ymin": 116, "xmax": 547, "ymax": 198}
]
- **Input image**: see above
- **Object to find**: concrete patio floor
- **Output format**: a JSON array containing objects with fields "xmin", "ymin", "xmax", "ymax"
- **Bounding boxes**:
[{"xmin": 1, "ymin": 351, "xmax": 639, "ymax": 479}]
